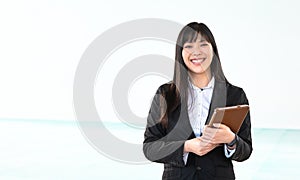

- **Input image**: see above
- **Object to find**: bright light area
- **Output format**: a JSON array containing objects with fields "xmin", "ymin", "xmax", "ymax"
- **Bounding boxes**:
[{"xmin": 1, "ymin": 0, "xmax": 300, "ymax": 179}]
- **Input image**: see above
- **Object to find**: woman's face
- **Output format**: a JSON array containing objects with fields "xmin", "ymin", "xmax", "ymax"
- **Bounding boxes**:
[{"xmin": 182, "ymin": 34, "xmax": 213, "ymax": 77}]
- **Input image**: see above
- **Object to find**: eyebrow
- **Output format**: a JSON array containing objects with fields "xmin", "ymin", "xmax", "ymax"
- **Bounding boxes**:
[
  {"xmin": 198, "ymin": 38, "xmax": 207, "ymax": 42},
  {"xmin": 185, "ymin": 37, "xmax": 208, "ymax": 44}
]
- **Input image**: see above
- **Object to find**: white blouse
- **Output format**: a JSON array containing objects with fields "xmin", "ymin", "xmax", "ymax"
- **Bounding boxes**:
[{"xmin": 183, "ymin": 77, "xmax": 235, "ymax": 164}]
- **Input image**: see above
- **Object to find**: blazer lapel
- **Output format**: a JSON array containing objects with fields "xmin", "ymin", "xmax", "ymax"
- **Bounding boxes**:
[{"xmin": 205, "ymin": 80, "xmax": 227, "ymax": 125}]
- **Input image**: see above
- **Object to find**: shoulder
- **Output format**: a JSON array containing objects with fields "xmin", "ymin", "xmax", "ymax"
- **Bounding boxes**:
[
  {"xmin": 225, "ymin": 82, "xmax": 249, "ymax": 104},
  {"xmin": 226, "ymin": 82, "xmax": 244, "ymax": 92}
]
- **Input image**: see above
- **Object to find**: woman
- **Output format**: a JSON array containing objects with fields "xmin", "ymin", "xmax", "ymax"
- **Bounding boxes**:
[{"xmin": 143, "ymin": 22, "xmax": 252, "ymax": 180}]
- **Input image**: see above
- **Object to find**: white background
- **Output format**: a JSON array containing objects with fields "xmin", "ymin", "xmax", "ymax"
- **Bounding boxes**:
[
  {"xmin": 1, "ymin": 0, "xmax": 300, "ymax": 129},
  {"xmin": 1, "ymin": 1, "xmax": 300, "ymax": 179}
]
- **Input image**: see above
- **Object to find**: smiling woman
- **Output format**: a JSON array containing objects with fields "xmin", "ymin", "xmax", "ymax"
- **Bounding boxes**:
[
  {"xmin": 143, "ymin": 22, "xmax": 252, "ymax": 180},
  {"xmin": 182, "ymin": 35, "xmax": 213, "ymax": 83}
]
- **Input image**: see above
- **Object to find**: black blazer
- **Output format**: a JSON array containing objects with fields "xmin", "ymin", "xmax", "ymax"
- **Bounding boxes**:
[{"xmin": 143, "ymin": 80, "xmax": 252, "ymax": 180}]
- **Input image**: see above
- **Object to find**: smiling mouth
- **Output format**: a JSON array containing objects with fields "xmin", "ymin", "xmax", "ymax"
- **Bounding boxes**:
[{"xmin": 191, "ymin": 58, "xmax": 206, "ymax": 65}]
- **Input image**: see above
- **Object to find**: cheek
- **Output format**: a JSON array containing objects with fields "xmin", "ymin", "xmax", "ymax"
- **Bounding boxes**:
[
  {"xmin": 204, "ymin": 48, "xmax": 214, "ymax": 61},
  {"xmin": 181, "ymin": 50, "xmax": 185, "ymax": 59},
  {"xmin": 182, "ymin": 50, "xmax": 189, "ymax": 61},
  {"xmin": 208, "ymin": 47, "xmax": 214, "ymax": 58}
]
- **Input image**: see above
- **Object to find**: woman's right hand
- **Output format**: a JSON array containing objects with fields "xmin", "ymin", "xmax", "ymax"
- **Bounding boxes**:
[{"xmin": 184, "ymin": 137, "xmax": 220, "ymax": 156}]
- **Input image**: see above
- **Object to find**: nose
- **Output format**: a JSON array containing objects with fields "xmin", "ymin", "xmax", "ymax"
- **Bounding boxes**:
[
  {"xmin": 193, "ymin": 51, "xmax": 201, "ymax": 56},
  {"xmin": 192, "ymin": 46, "xmax": 202, "ymax": 56}
]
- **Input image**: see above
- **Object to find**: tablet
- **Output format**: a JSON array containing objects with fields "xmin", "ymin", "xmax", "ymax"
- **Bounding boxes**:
[{"xmin": 208, "ymin": 105, "xmax": 249, "ymax": 133}]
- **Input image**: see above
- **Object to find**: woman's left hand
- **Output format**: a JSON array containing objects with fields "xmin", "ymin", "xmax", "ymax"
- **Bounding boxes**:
[{"xmin": 201, "ymin": 124, "xmax": 235, "ymax": 145}]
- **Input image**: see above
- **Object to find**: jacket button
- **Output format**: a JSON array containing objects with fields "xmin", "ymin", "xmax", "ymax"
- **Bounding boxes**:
[{"xmin": 196, "ymin": 166, "xmax": 201, "ymax": 170}]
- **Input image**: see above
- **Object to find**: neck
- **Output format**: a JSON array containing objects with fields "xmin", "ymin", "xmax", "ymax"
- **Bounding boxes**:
[{"xmin": 189, "ymin": 70, "xmax": 212, "ymax": 88}]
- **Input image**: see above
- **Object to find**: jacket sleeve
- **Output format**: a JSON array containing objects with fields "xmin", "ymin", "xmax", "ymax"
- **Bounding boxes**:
[
  {"xmin": 232, "ymin": 88, "xmax": 253, "ymax": 161},
  {"xmin": 143, "ymin": 86, "xmax": 186, "ymax": 167}
]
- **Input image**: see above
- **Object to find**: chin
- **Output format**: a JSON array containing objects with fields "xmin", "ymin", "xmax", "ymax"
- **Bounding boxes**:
[
  {"xmin": 190, "ymin": 70, "xmax": 205, "ymax": 75},
  {"xmin": 190, "ymin": 68, "xmax": 210, "ymax": 75}
]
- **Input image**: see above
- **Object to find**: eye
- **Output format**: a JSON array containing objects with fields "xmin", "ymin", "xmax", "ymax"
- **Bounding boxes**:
[
  {"xmin": 200, "ymin": 43, "xmax": 208, "ymax": 47},
  {"xmin": 184, "ymin": 45, "xmax": 193, "ymax": 49}
]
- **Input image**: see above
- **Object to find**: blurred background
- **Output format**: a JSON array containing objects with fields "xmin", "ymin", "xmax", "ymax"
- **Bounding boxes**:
[{"xmin": 1, "ymin": 0, "xmax": 300, "ymax": 179}]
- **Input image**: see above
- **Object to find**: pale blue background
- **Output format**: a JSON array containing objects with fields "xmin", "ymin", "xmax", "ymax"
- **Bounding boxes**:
[{"xmin": 1, "ymin": 0, "xmax": 300, "ymax": 179}]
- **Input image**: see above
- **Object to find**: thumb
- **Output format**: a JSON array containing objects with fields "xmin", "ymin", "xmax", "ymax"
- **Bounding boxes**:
[{"xmin": 212, "ymin": 123, "xmax": 221, "ymax": 128}]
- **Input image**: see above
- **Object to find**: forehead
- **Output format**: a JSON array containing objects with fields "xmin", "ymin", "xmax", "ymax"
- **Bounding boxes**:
[
  {"xmin": 196, "ymin": 35, "xmax": 207, "ymax": 42},
  {"xmin": 184, "ymin": 32, "xmax": 208, "ymax": 43},
  {"xmin": 183, "ymin": 31, "xmax": 207, "ymax": 43}
]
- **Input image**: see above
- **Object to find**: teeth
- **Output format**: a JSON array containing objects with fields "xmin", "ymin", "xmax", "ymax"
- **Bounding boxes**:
[{"xmin": 191, "ymin": 58, "xmax": 205, "ymax": 63}]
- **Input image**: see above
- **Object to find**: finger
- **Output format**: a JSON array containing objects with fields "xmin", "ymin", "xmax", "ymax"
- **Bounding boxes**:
[
  {"xmin": 218, "ymin": 124, "xmax": 230, "ymax": 130},
  {"xmin": 200, "ymin": 139, "xmax": 212, "ymax": 146},
  {"xmin": 212, "ymin": 123, "xmax": 221, "ymax": 128},
  {"xmin": 204, "ymin": 126, "xmax": 219, "ymax": 134},
  {"xmin": 200, "ymin": 134, "xmax": 214, "ymax": 143},
  {"xmin": 202, "ymin": 140, "xmax": 213, "ymax": 146},
  {"xmin": 210, "ymin": 139, "xmax": 221, "ymax": 144},
  {"xmin": 209, "ymin": 137, "xmax": 221, "ymax": 145},
  {"xmin": 198, "ymin": 139, "xmax": 212, "ymax": 147}
]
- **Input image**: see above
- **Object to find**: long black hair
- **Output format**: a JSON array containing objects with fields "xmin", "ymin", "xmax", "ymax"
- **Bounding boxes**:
[{"xmin": 160, "ymin": 22, "xmax": 228, "ymax": 127}]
